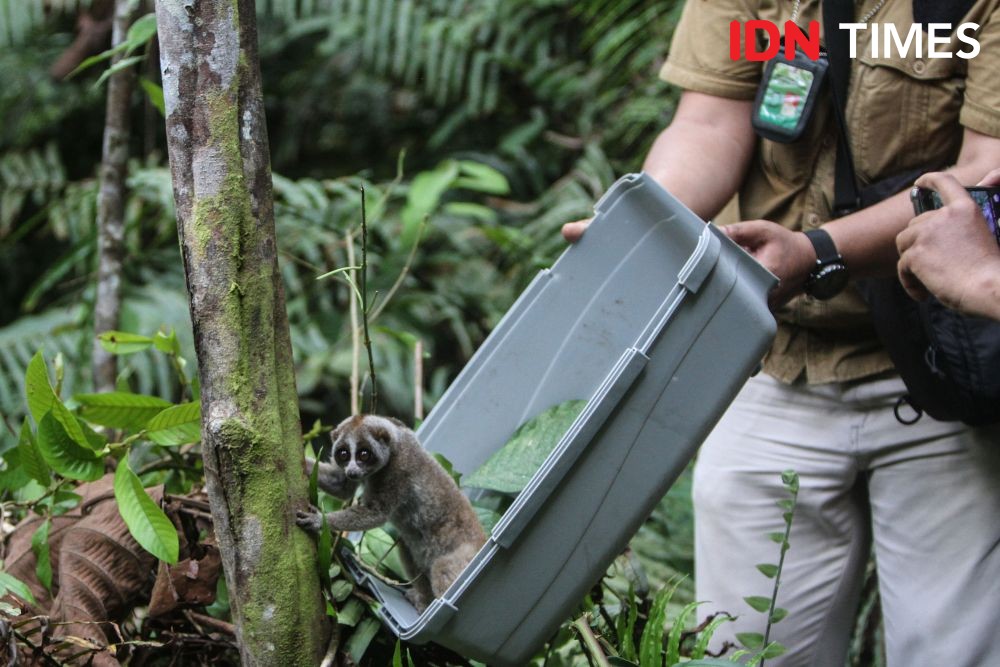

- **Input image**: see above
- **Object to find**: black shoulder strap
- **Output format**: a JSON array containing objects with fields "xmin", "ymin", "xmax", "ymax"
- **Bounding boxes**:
[{"xmin": 822, "ymin": 0, "xmax": 862, "ymax": 217}]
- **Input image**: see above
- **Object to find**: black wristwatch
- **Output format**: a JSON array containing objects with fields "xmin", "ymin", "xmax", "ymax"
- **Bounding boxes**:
[{"xmin": 802, "ymin": 228, "xmax": 849, "ymax": 300}]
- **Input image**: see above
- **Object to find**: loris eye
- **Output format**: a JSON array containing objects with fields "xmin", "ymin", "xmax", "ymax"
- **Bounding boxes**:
[
  {"xmin": 334, "ymin": 448, "xmax": 350, "ymax": 464},
  {"xmin": 357, "ymin": 447, "xmax": 372, "ymax": 463}
]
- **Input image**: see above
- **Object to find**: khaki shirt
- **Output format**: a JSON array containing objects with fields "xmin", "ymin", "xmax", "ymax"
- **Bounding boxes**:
[{"xmin": 661, "ymin": 0, "xmax": 1000, "ymax": 384}]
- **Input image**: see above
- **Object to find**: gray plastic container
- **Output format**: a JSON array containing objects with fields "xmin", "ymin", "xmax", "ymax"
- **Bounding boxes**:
[{"xmin": 343, "ymin": 172, "xmax": 777, "ymax": 666}]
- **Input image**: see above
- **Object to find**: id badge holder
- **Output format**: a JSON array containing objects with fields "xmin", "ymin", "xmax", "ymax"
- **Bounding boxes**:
[{"xmin": 752, "ymin": 39, "xmax": 828, "ymax": 143}]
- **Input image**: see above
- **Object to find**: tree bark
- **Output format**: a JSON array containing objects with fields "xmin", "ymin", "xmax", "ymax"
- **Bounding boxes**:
[
  {"xmin": 92, "ymin": 0, "xmax": 135, "ymax": 394},
  {"xmin": 154, "ymin": 1, "xmax": 328, "ymax": 664}
]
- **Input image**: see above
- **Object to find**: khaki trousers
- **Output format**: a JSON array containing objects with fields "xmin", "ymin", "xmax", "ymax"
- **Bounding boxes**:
[{"xmin": 693, "ymin": 372, "xmax": 1000, "ymax": 666}]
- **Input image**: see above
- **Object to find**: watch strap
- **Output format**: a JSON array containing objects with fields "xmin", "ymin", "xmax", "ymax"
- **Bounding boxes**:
[{"xmin": 804, "ymin": 228, "xmax": 841, "ymax": 266}]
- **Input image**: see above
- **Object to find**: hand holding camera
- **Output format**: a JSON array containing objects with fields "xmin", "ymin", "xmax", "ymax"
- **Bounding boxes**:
[{"xmin": 897, "ymin": 169, "xmax": 1000, "ymax": 320}]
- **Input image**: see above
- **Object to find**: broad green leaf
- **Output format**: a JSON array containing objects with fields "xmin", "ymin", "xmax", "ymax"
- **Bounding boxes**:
[
  {"xmin": 0, "ymin": 572, "xmax": 36, "ymax": 605},
  {"xmin": 125, "ymin": 13, "xmax": 158, "ymax": 53},
  {"xmin": 442, "ymin": 202, "xmax": 497, "ymax": 223},
  {"xmin": 359, "ymin": 527, "xmax": 407, "ymax": 580},
  {"xmin": 768, "ymin": 532, "xmax": 787, "ymax": 545},
  {"xmin": 17, "ymin": 418, "xmax": 50, "ymax": 485},
  {"xmin": 309, "ymin": 456, "xmax": 320, "ymax": 507},
  {"xmin": 690, "ymin": 613, "xmax": 734, "ymax": 660},
  {"xmin": 25, "ymin": 351, "xmax": 55, "ymax": 424},
  {"xmin": 46, "ymin": 399, "xmax": 97, "ymax": 452},
  {"xmin": 153, "ymin": 329, "xmax": 180, "ymax": 355},
  {"xmin": 736, "ymin": 631, "xmax": 765, "ymax": 650},
  {"xmin": 75, "ymin": 392, "xmax": 172, "ymax": 431},
  {"xmin": 666, "ymin": 600, "xmax": 703, "ymax": 665},
  {"xmin": 681, "ymin": 661, "xmax": 738, "ymax": 666},
  {"xmin": 374, "ymin": 325, "xmax": 420, "ymax": 349},
  {"xmin": 463, "ymin": 400, "xmax": 586, "ymax": 494},
  {"xmin": 93, "ymin": 55, "xmax": 144, "ymax": 89},
  {"xmin": 139, "ymin": 77, "xmax": 165, "ymax": 116},
  {"xmin": 329, "ymin": 579, "xmax": 353, "ymax": 603},
  {"xmin": 97, "ymin": 331, "xmax": 155, "ymax": 355},
  {"xmin": 0, "ymin": 450, "xmax": 31, "ymax": 493},
  {"xmin": 760, "ymin": 641, "xmax": 788, "ymax": 659},
  {"xmin": 48, "ymin": 490, "xmax": 83, "ymax": 516},
  {"xmin": 775, "ymin": 498, "xmax": 794, "ymax": 511},
  {"xmin": 756, "ymin": 563, "xmax": 778, "ymax": 579},
  {"xmin": 338, "ymin": 598, "xmax": 365, "ymax": 627},
  {"xmin": 205, "ymin": 577, "xmax": 230, "ymax": 619},
  {"xmin": 75, "ymin": 415, "xmax": 108, "ymax": 451},
  {"xmin": 145, "ymin": 401, "xmax": 201, "ymax": 446},
  {"xmin": 31, "ymin": 519, "xmax": 52, "ymax": 591},
  {"xmin": 114, "ymin": 459, "xmax": 179, "ymax": 563},
  {"xmin": 400, "ymin": 160, "xmax": 459, "ymax": 246},
  {"xmin": 317, "ymin": 513, "xmax": 332, "ymax": 590},
  {"xmin": 393, "ymin": 641, "xmax": 404, "ymax": 667},
  {"xmin": 769, "ymin": 607, "xmax": 789, "ymax": 624},
  {"xmin": 68, "ymin": 42, "xmax": 127, "ymax": 77},
  {"xmin": 744, "ymin": 595, "xmax": 771, "ymax": 613},
  {"xmin": 473, "ymin": 506, "xmax": 501, "ymax": 534},
  {"xmin": 36, "ymin": 413, "xmax": 103, "ymax": 481},
  {"xmin": 455, "ymin": 160, "xmax": 510, "ymax": 195},
  {"xmin": 345, "ymin": 617, "xmax": 380, "ymax": 663}
]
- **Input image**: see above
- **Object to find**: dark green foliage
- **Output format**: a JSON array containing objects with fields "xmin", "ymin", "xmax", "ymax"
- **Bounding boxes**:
[{"xmin": 462, "ymin": 399, "xmax": 587, "ymax": 493}]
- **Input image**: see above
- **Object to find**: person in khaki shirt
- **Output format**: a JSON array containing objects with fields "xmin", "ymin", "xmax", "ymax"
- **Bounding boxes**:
[{"xmin": 563, "ymin": 1, "xmax": 1000, "ymax": 665}]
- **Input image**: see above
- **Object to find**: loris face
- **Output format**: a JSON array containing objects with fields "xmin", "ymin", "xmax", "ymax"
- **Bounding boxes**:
[{"xmin": 330, "ymin": 416, "xmax": 392, "ymax": 481}]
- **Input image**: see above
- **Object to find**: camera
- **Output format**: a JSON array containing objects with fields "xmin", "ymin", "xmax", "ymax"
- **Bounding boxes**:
[{"xmin": 911, "ymin": 185, "xmax": 1000, "ymax": 247}]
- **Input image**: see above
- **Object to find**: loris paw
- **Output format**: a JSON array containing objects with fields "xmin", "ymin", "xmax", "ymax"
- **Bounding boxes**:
[{"xmin": 295, "ymin": 505, "xmax": 323, "ymax": 533}]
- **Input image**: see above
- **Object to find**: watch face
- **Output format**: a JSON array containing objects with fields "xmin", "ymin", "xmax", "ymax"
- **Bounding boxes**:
[{"xmin": 808, "ymin": 263, "xmax": 849, "ymax": 300}]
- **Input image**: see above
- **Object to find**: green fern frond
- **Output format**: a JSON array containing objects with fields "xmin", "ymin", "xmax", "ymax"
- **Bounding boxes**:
[{"xmin": 0, "ymin": 143, "xmax": 67, "ymax": 236}]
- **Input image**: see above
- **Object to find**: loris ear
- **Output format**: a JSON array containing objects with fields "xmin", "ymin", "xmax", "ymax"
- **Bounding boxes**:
[
  {"xmin": 387, "ymin": 417, "xmax": 408, "ymax": 430},
  {"xmin": 329, "ymin": 420, "xmax": 349, "ymax": 447}
]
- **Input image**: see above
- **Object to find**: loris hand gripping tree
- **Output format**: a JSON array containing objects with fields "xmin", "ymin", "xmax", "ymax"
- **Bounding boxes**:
[{"xmin": 155, "ymin": 1, "xmax": 327, "ymax": 664}]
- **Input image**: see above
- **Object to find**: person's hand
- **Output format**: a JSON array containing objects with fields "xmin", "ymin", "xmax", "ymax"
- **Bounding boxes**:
[
  {"xmin": 561, "ymin": 219, "xmax": 591, "ymax": 243},
  {"xmin": 724, "ymin": 220, "xmax": 817, "ymax": 309},
  {"xmin": 977, "ymin": 167, "xmax": 1000, "ymax": 188},
  {"xmin": 896, "ymin": 171, "xmax": 1000, "ymax": 318}
]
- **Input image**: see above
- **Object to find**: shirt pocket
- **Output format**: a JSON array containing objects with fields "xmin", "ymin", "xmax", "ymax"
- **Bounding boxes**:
[
  {"xmin": 847, "ymin": 53, "xmax": 965, "ymax": 182},
  {"xmin": 757, "ymin": 104, "xmax": 830, "ymax": 188}
]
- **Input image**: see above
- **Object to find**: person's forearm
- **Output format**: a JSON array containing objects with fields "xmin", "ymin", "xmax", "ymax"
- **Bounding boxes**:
[
  {"xmin": 826, "ymin": 130, "xmax": 1000, "ymax": 278},
  {"xmin": 641, "ymin": 93, "xmax": 755, "ymax": 221}
]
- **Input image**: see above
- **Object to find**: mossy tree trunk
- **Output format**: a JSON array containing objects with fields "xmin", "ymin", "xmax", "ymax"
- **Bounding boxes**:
[{"xmin": 154, "ymin": 1, "xmax": 328, "ymax": 664}]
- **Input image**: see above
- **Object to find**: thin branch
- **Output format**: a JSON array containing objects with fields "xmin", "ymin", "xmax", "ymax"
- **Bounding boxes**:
[
  {"xmin": 360, "ymin": 187, "xmax": 377, "ymax": 414},
  {"xmin": 346, "ymin": 230, "xmax": 360, "ymax": 416},
  {"xmin": 367, "ymin": 216, "xmax": 426, "ymax": 322},
  {"xmin": 413, "ymin": 339, "xmax": 424, "ymax": 422}
]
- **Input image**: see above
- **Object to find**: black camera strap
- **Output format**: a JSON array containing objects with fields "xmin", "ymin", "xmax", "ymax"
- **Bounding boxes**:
[{"xmin": 822, "ymin": 0, "xmax": 863, "ymax": 217}]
